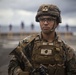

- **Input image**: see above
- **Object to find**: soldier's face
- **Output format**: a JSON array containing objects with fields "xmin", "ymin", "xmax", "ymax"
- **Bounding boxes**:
[{"xmin": 38, "ymin": 16, "xmax": 57, "ymax": 34}]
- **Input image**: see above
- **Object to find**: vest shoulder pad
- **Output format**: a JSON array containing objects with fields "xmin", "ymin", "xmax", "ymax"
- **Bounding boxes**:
[{"xmin": 10, "ymin": 34, "xmax": 38, "ymax": 55}]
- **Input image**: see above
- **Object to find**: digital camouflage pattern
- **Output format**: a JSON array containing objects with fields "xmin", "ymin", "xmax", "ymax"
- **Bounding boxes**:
[{"xmin": 8, "ymin": 33, "xmax": 76, "ymax": 75}]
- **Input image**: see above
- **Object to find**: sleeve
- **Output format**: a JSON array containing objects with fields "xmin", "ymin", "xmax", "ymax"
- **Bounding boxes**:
[
  {"xmin": 8, "ymin": 55, "xmax": 23, "ymax": 75},
  {"xmin": 8, "ymin": 35, "xmax": 35, "ymax": 75},
  {"xmin": 65, "ymin": 44, "xmax": 76, "ymax": 75},
  {"xmin": 8, "ymin": 39, "xmax": 33, "ymax": 75}
]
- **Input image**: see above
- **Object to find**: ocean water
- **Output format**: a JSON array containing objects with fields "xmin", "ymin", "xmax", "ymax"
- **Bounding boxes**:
[{"xmin": 0, "ymin": 25, "xmax": 76, "ymax": 34}]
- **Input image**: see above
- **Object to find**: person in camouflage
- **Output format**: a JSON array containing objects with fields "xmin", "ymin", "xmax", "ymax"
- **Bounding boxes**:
[{"xmin": 8, "ymin": 4, "xmax": 76, "ymax": 75}]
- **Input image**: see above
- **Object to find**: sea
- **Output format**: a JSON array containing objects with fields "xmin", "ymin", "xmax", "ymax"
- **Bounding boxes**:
[{"xmin": 0, "ymin": 25, "xmax": 76, "ymax": 35}]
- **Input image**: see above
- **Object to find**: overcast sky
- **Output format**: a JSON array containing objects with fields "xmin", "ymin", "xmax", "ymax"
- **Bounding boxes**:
[{"xmin": 0, "ymin": 0, "xmax": 76, "ymax": 26}]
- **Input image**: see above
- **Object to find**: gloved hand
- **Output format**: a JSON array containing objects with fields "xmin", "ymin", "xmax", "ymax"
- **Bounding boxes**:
[{"xmin": 18, "ymin": 71, "xmax": 29, "ymax": 75}]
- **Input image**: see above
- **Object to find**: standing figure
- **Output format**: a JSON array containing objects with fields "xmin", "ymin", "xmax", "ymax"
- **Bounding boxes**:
[
  {"xmin": 8, "ymin": 4, "xmax": 76, "ymax": 75},
  {"xmin": 31, "ymin": 23, "xmax": 34, "ymax": 30}
]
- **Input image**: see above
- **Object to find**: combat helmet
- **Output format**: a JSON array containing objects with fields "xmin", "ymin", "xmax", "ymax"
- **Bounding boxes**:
[{"xmin": 36, "ymin": 4, "xmax": 61, "ymax": 23}]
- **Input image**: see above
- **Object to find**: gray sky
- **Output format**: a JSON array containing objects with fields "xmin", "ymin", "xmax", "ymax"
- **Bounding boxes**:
[{"xmin": 0, "ymin": 0, "xmax": 76, "ymax": 26}]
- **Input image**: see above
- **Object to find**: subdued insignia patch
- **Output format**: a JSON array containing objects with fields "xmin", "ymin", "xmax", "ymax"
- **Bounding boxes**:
[{"xmin": 41, "ymin": 49, "xmax": 52, "ymax": 55}]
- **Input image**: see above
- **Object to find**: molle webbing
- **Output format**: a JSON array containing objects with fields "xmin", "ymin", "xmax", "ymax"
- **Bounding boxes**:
[{"xmin": 32, "ymin": 39, "xmax": 66, "ymax": 75}]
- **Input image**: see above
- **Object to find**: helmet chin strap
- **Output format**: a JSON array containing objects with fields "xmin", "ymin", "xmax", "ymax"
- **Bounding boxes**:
[{"xmin": 50, "ymin": 20, "xmax": 57, "ymax": 32}]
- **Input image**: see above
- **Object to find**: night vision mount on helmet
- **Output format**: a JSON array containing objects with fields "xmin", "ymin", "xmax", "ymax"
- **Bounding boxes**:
[{"xmin": 36, "ymin": 4, "xmax": 61, "ymax": 23}]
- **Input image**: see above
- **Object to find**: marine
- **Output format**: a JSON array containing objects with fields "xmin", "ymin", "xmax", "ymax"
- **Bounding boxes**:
[{"xmin": 8, "ymin": 4, "xmax": 76, "ymax": 75}]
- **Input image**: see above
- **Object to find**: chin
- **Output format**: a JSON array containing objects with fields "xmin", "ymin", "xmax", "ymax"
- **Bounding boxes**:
[{"xmin": 42, "ymin": 30, "xmax": 51, "ymax": 34}]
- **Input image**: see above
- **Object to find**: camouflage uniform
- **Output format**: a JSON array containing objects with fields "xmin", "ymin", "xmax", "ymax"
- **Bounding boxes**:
[
  {"xmin": 8, "ymin": 33, "xmax": 76, "ymax": 75},
  {"xmin": 8, "ymin": 4, "xmax": 76, "ymax": 75}
]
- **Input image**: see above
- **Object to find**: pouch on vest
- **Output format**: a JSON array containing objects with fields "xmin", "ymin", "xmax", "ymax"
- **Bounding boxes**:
[
  {"xmin": 54, "ymin": 64, "xmax": 66, "ymax": 75},
  {"xmin": 48, "ymin": 64, "xmax": 56, "ymax": 75}
]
